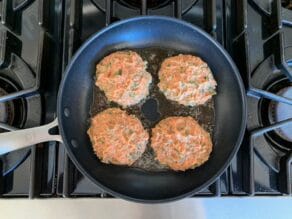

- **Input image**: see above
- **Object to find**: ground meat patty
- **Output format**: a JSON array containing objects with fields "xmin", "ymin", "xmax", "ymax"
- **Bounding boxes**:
[
  {"xmin": 151, "ymin": 116, "xmax": 213, "ymax": 171},
  {"xmin": 87, "ymin": 108, "xmax": 149, "ymax": 166},
  {"xmin": 158, "ymin": 54, "xmax": 217, "ymax": 106},
  {"xmin": 95, "ymin": 51, "xmax": 152, "ymax": 107}
]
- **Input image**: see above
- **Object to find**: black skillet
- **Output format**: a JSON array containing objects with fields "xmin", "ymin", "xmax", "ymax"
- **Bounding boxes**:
[{"xmin": 0, "ymin": 16, "xmax": 246, "ymax": 202}]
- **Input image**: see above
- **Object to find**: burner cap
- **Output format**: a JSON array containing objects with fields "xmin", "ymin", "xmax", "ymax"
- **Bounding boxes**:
[
  {"xmin": 0, "ymin": 87, "xmax": 15, "ymax": 128},
  {"xmin": 268, "ymin": 86, "xmax": 292, "ymax": 142},
  {"xmin": 0, "ymin": 78, "xmax": 25, "ymax": 133},
  {"xmin": 119, "ymin": 0, "xmax": 171, "ymax": 9},
  {"xmin": 259, "ymin": 77, "xmax": 292, "ymax": 151}
]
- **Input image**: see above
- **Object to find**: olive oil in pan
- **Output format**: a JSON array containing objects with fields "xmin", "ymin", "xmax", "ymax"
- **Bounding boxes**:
[{"xmin": 90, "ymin": 47, "xmax": 215, "ymax": 171}]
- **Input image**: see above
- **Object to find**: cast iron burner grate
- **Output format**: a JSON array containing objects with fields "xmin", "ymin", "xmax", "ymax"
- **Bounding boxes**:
[
  {"xmin": 0, "ymin": 0, "xmax": 62, "ymax": 197},
  {"xmin": 0, "ymin": 0, "xmax": 291, "ymax": 198},
  {"xmin": 90, "ymin": 0, "xmax": 198, "ymax": 20},
  {"xmin": 118, "ymin": 0, "xmax": 171, "ymax": 9}
]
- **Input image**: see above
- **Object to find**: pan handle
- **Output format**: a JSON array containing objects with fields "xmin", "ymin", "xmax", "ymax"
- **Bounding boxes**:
[{"xmin": 0, "ymin": 118, "xmax": 63, "ymax": 156}]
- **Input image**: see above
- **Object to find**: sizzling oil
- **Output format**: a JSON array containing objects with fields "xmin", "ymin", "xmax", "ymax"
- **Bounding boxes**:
[{"xmin": 90, "ymin": 47, "xmax": 215, "ymax": 171}]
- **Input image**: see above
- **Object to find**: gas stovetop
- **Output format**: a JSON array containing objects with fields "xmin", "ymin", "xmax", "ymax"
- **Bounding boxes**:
[{"xmin": 0, "ymin": 0, "xmax": 291, "ymax": 198}]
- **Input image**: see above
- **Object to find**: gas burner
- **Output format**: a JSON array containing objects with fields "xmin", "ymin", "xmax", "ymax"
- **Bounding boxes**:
[
  {"xmin": 260, "ymin": 78, "xmax": 292, "ymax": 150},
  {"xmin": 0, "ymin": 55, "xmax": 41, "ymax": 176},
  {"xmin": 0, "ymin": 76, "xmax": 29, "ymax": 175},
  {"xmin": 91, "ymin": 0, "xmax": 197, "ymax": 19},
  {"xmin": 247, "ymin": 53, "xmax": 292, "ymax": 172},
  {"xmin": 119, "ymin": 0, "xmax": 171, "ymax": 9},
  {"xmin": 0, "ymin": 77, "xmax": 25, "ymax": 132},
  {"xmin": 282, "ymin": 0, "xmax": 292, "ymax": 10}
]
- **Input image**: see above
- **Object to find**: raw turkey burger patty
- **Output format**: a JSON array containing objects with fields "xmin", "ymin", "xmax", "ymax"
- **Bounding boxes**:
[
  {"xmin": 151, "ymin": 116, "xmax": 213, "ymax": 171},
  {"xmin": 95, "ymin": 50, "xmax": 152, "ymax": 107},
  {"xmin": 87, "ymin": 108, "xmax": 149, "ymax": 166},
  {"xmin": 158, "ymin": 54, "xmax": 217, "ymax": 106}
]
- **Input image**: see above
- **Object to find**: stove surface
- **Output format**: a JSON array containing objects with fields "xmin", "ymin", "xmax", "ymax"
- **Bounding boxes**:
[{"xmin": 0, "ymin": 0, "xmax": 291, "ymax": 198}]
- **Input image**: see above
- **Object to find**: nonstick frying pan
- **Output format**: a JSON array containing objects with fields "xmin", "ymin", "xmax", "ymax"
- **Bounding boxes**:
[{"xmin": 0, "ymin": 16, "xmax": 246, "ymax": 202}]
